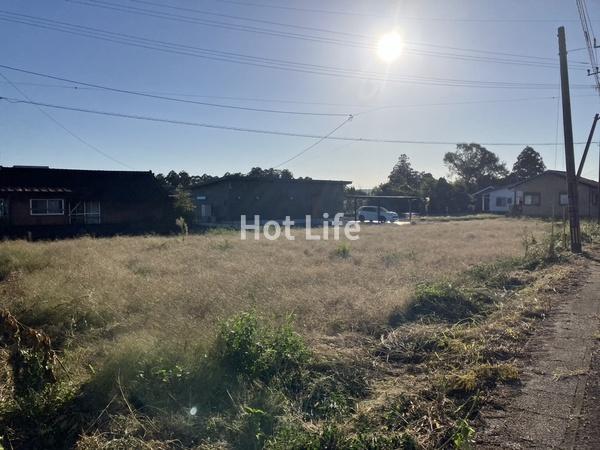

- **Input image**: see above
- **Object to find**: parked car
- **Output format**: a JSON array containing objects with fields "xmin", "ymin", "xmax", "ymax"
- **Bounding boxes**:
[{"xmin": 357, "ymin": 206, "xmax": 399, "ymax": 222}]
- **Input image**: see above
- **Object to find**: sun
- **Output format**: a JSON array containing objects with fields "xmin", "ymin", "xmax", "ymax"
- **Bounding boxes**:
[{"xmin": 377, "ymin": 31, "xmax": 403, "ymax": 63}]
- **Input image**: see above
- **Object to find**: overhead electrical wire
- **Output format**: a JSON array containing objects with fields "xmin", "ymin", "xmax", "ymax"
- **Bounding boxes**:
[
  {"xmin": 0, "ymin": 11, "xmax": 593, "ymax": 90},
  {"xmin": 273, "ymin": 116, "xmax": 353, "ymax": 168},
  {"xmin": 576, "ymin": 0, "xmax": 600, "ymax": 93},
  {"xmin": 65, "ymin": 0, "xmax": 587, "ymax": 70},
  {"xmin": 0, "ymin": 64, "xmax": 351, "ymax": 117},
  {"xmin": 211, "ymin": 0, "xmax": 583, "ymax": 22},
  {"xmin": 0, "ymin": 74, "xmax": 134, "ymax": 169},
  {"xmin": 2, "ymin": 77, "xmax": 596, "ymax": 109},
  {"xmin": 1, "ymin": 95, "xmax": 596, "ymax": 147},
  {"xmin": 5, "ymin": 63, "xmax": 596, "ymax": 117},
  {"xmin": 127, "ymin": 0, "xmax": 590, "ymax": 64}
]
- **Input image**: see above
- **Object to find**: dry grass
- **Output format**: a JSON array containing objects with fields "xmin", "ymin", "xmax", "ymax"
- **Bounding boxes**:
[
  {"xmin": 1, "ymin": 218, "xmax": 548, "ymax": 345},
  {"xmin": 0, "ymin": 218, "xmax": 560, "ymax": 449}
]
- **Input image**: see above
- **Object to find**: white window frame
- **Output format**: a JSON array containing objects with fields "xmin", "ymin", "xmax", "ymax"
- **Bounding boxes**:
[{"xmin": 30, "ymin": 198, "xmax": 65, "ymax": 216}]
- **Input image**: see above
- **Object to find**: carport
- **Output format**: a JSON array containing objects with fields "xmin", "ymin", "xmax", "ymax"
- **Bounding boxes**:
[{"xmin": 346, "ymin": 194, "xmax": 421, "ymax": 222}]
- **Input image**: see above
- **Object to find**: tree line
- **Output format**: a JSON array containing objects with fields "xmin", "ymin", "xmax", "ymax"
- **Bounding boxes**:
[
  {"xmin": 156, "ymin": 167, "xmax": 302, "ymax": 190},
  {"xmin": 367, "ymin": 143, "xmax": 546, "ymax": 214},
  {"xmin": 158, "ymin": 143, "xmax": 546, "ymax": 216}
]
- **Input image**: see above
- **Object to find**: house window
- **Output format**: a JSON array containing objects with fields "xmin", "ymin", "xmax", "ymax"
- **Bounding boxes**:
[
  {"xmin": 85, "ymin": 201, "xmax": 101, "ymax": 224},
  {"xmin": 559, "ymin": 193, "xmax": 569, "ymax": 206},
  {"xmin": 69, "ymin": 201, "xmax": 101, "ymax": 224},
  {"xmin": 523, "ymin": 193, "xmax": 541, "ymax": 206},
  {"xmin": 495, "ymin": 197, "xmax": 508, "ymax": 207},
  {"xmin": 0, "ymin": 199, "xmax": 5, "ymax": 216},
  {"xmin": 30, "ymin": 199, "xmax": 64, "ymax": 215}
]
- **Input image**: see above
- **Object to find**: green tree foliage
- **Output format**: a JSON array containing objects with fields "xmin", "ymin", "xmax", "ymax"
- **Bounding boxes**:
[
  {"xmin": 156, "ymin": 168, "xmax": 294, "ymax": 191},
  {"xmin": 443, "ymin": 143, "xmax": 508, "ymax": 191},
  {"xmin": 173, "ymin": 188, "xmax": 196, "ymax": 222},
  {"xmin": 247, "ymin": 167, "xmax": 294, "ymax": 179},
  {"xmin": 511, "ymin": 146, "xmax": 546, "ymax": 182},
  {"xmin": 374, "ymin": 154, "xmax": 423, "ymax": 196},
  {"xmin": 421, "ymin": 177, "xmax": 471, "ymax": 214}
]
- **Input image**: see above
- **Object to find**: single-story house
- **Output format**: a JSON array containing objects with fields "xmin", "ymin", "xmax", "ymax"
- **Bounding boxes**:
[
  {"xmin": 0, "ymin": 165, "xmax": 172, "ymax": 237},
  {"xmin": 190, "ymin": 176, "xmax": 351, "ymax": 223},
  {"xmin": 473, "ymin": 185, "xmax": 516, "ymax": 213},
  {"xmin": 512, "ymin": 170, "xmax": 599, "ymax": 218}
]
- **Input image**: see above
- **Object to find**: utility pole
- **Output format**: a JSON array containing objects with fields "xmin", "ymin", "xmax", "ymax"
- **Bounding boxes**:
[
  {"xmin": 558, "ymin": 26, "xmax": 582, "ymax": 253},
  {"xmin": 598, "ymin": 141, "xmax": 600, "ymax": 224}
]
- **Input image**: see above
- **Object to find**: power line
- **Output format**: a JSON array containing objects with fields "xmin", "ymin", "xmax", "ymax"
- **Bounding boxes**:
[
  {"xmin": 0, "ymin": 64, "xmax": 351, "ymax": 117},
  {"xmin": 576, "ymin": 0, "xmax": 600, "ymax": 93},
  {"xmin": 212, "ymin": 0, "xmax": 584, "ymax": 22},
  {"xmin": 3, "ymin": 78, "xmax": 596, "ymax": 109},
  {"xmin": 0, "ymin": 73, "xmax": 134, "ymax": 169},
  {"xmin": 0, "ymin": 11, "xmax": 594, "ymax": 90},
  {"xmin": 5, "ymin": 63, "xmax": 595, "ymax": 117},
  {"xmin": 273, "ymin": 116, "xmax": 353, "ymax": 168},
  {"xmin": 65, "ymin": 0, "xmax": 587, "ymax": 70},
  {"xmin": 1, "ymin": 95, "xmax": 597, "ymax": 147},
  {"xmin": 128, "ymin": 0, "xmax": 589, "ymax": 64}
]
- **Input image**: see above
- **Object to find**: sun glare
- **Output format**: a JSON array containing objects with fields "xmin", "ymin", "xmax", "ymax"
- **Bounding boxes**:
[{"xmin": 377, "ymin": 31, "xmax": 403, "ymax": 63}]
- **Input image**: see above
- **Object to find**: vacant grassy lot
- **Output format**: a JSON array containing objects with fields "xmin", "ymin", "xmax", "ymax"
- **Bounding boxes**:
[{"xmin": 0, "ymin": 218, "xmax": 577, "ymax": 449}]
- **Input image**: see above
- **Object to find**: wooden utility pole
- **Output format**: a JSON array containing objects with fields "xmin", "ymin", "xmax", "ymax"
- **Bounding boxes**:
[
  {"xmin": 558, "ymin": 26, "xmax": 582, "ymax": 253},
  {"xmin": 598, "ymin": 141, "xmax": 600, "ymax": 224}
]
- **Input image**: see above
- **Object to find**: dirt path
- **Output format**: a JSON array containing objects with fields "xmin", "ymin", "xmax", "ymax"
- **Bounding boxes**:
[{"xmin": 477, "ymin": 256, "xmax": 600, "ymax": 449}]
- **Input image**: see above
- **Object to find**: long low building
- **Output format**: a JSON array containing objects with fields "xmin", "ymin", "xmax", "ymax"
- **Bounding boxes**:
[
  {"xmin": 0, "ymin": 165, "xmax": 172, "ymax": 237},
  {"xmin": 512, "ymin": 170, "xmax": 598, "ymax": 218},
  {"xmin": 190, "ymin": 176, "xmax": 351, "ymax": 223}
]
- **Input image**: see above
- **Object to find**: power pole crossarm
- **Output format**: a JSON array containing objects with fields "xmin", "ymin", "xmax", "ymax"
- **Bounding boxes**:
[{"xmin": 558, "ymin": 26, "xmax": 582, "ymax": 253}]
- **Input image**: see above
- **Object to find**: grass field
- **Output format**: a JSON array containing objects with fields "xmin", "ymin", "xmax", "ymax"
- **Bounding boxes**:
[{"xmin": 0, "ymin": 218, "xmax": 578, "ymax": 449}]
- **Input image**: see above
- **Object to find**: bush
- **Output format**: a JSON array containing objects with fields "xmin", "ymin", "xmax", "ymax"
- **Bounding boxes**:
[
  {"xmin": 215, "ymin": 312, "xmax": 310, "ymax": 382},
  {"xmin": 446, "ymin": 363, "xmax": 519, "ymax": 396},
  {"xmin": 331, "ymin": 243, "xmax": 351, "ymax": 259},
  {"xmin": 400, "ymin": 282, "xmax": 489, "ymax": 323}
]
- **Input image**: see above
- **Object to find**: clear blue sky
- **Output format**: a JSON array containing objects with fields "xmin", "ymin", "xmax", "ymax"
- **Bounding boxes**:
[{"xmin": 1, "ymin": 0, "xmax": 599, "ymax": 188}]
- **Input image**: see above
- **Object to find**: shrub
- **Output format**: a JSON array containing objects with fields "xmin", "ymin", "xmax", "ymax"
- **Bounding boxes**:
[
  {"xmin": 446, "ymin": 363, "xmax": 519, "ymax": 396},
  {"xmin": 215, "ymin": 312, "xmax": 310, "ymax": 382},
  {"xmin": 401, "ymin": 282, "xmax": 488, "ymax": 323},
  {"xmin": 466, "ymin": 259, "xmax": 523, "ymax": 289},
  {"xmin": 331, "ymin": 243, "xmax": 351, "ymax": 259}
]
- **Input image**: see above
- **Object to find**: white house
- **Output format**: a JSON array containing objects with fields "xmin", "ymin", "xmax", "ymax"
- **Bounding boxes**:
[
  {"xmin": 473, "ymin": 185, "xmax": 515, "ymax": 213},
  {"xmin": 488, "ymin": 187, "xmax": 515, "ymax": 213}
]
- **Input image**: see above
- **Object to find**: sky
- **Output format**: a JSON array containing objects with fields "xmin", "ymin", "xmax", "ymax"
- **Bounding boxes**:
[{"xmin": 1, "ymin": 0, "xmax": 600, "ymax": 188}]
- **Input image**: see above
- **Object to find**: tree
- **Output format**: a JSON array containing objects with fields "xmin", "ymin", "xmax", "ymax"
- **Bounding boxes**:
[
  {"xmin": 178, "ymin": 170, "xmax": 191, "ymax": 188},
  {"xmin": 387, "ymin": 154, "xmax": 422, "ymax": 187},
  {"xmin": 443, "ymin": 143, "xmax": 508, "ymax": 191},
  {"xmin": 511, "ymin": 146, "xmax": 546, "ymax": 182},
  {"xmin": 374, "ymin": 154, "xmax": 423, "ymax": 197},
  {"xmin": 164, "ymin": 170, "xmax": 181, "ymax": 189},
  {"xmin": 173, "ymin": 188, "xmax": 196, "ymax": 222}
]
